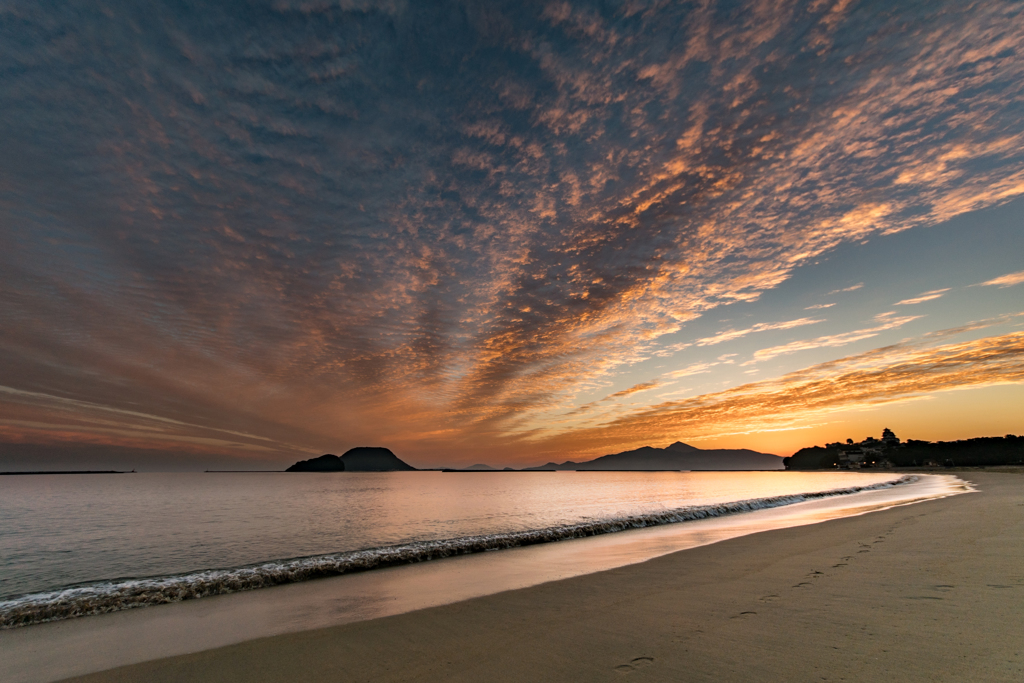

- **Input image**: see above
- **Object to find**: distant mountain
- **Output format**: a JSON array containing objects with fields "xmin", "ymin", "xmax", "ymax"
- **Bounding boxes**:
[
  {"xmin": 285, "ymin": 454, "xmax": 344, "ymax": 472},
  {"xmin": 464, "ymin": 463, "xmax": 497, "ymax": 470},
  {"xmin": 286, "ymin": 447, "xmax": 416, "ymax": 472},
  {"xmin": 526, "ymin": 441, "xmax": 783, "ymax": 471}
]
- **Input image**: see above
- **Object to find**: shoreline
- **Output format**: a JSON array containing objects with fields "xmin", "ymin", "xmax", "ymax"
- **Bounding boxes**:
[
  {"xmin": 0, "ymin": 472, "xmax": 918, "ymax": 631},
  {"xmin": 46, "ymin": 471, "xmax": 1024, "ymax": 682},
  {"xmin": 0, "ymin": 473, "xmax": 974, "ymax": 683}
]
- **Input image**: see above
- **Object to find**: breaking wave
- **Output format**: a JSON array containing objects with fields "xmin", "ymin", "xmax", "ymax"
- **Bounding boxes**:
[{"xmin": 0, "ymin": 475, "xmax": 915, "ymax": 629}]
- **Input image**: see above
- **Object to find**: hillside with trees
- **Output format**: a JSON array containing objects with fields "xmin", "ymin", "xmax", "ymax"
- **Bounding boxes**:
[{"xmin": 783, "ymin": 431, "xmax": 1024, "ymax": 469}]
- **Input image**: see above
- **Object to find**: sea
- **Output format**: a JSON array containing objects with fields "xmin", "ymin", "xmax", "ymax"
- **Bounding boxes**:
[{"xmin": 0, "ymin": 469, "xmax": 922, "ymax": 630}]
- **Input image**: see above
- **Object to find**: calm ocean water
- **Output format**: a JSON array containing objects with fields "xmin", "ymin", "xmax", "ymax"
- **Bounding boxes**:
[{"xmin": 0, "ymin": 470, "xmax": 904, "ymax": 626}]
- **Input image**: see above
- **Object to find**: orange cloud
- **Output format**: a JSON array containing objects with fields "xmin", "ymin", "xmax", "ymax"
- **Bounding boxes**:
[
  {"xmin": 894, "ymin": 289, "xmax": 950, "ymax": 306},
  {"xmin": 530, "ymin": 330, "xmax": 1024, "ymax": 459},
  {"xmin": 974, "ymin": 270, "xmax": 1024, "ymax": 288},
  {"xmin": 603, "ymin": 380, "xmax": 661, "ymax": 401},
  {"xmin": 665, "ymin": 362, "xmax": 719, "ymax": 379},
  {"xmin": 746, "ymin": 314, "xmax": 922, "ymax": 363},
  {"xmin": 5, "ymin": 1, "xmax": 1024, "ymax": 469},
  {"xmin": 695, "ymin": 317, "xmax": 824, "ymax": 346}
]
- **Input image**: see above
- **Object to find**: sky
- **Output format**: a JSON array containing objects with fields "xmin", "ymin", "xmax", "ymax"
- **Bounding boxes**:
[{"xmin": 1, "ymin": 0, "xmax": 1023, "ymax": 470}]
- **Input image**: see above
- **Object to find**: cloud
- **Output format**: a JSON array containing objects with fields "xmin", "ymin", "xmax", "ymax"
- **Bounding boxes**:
[
  {"xmin": 602, "ymin": 380, "xmax": 661, "ymax": 401},
  {"xmin": 3, "ymin": 1, "xmax": 1024, "ymax": 465},
  {"xmin": 665, "ymin": 362, "xmax": 719, "ymax": 379},
  {"xmin": 0, "ymin": 385, "xmax": 309, "ymax": 457},
  {"xmin": 747, "ymin": 313, "xmax": 922, "ymax": 363},
  {"xmin": 805, "ymin": 303, "xmax": 836, "ymax": 310},
  {"xmin": 827, "ymin": 283, "xmax": 864, "ymax": 295},
  {"xmin": 894, "ymin": 289, "xmax": 951, "ymax": 306},
  {"xmin": 974, "ymin": 270, "xmax": 1024, "ymax": 288},
  {"xmin": 695, "ymin": 317, "xmax": 824, "ymax": 346},
  {"xmin": 0, "ymin": 386, "xmax": 277, "ymax": 444},
  {"xmin": 532, "ymin": 330, "xmax": 1024, "ymax": 456}
]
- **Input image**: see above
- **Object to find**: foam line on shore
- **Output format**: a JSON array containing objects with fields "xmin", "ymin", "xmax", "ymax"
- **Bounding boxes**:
[{"xmin": 0, "ymin": 475, "xmax": 915, "ymax": 629}]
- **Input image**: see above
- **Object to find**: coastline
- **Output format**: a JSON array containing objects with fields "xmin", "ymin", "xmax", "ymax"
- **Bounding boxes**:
[
  {"xmin": 44, "ymin": 471, "xmax": 1024, "ymax": 682},
  {"xmin": 0, "ymin": 473, "xmax": 917, "ymax": 630},
  {"xmin": 0, "ymin": 471, "xmax": 993, "ymax": 683}
]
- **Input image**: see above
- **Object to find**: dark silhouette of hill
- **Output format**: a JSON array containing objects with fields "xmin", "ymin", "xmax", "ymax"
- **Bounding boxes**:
[
  {"xmin": 286, "ymin": 447, "xmax": 416, "ymax": 472},
  {"xmin": 286, "ymin": 454, "xmax": 344, "ymax": 472},
  {"xmin": 526, "ymin": 441, "xmax": 783, "ymax": 471},
  {"xmin": 784, "ymin": 435, "xmax": 1024, "ymax": 469},
  {"xmin": 783, "ymin": 445, "xmax": 842, "ymax": 470},
  {"xmin": 896, "ymin": 436, "xmax": 1024, "ymax": 467}
]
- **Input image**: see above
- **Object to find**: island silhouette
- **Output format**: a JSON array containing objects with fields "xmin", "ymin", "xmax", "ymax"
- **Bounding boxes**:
[
  {"xmin": 289, "ymin": 442, "xmax": 786, "ymax": 472},
  {"xmin": 286, "ymin": 447, "xmax": 416, "ymax": 472}
]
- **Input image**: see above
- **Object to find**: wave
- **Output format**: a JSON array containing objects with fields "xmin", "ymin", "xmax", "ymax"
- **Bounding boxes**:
[{"xmin": 0, "ymin": 475, "xmax": 915, "ymax": 629}]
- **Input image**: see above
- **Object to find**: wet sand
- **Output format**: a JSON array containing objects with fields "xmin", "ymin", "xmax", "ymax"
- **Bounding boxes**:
[{"xmin": 55, "ymin": 471, "xmax": 1023, "ymax": 682}]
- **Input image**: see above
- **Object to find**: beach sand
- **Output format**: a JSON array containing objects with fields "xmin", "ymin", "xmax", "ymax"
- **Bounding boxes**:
[{"xmin": 59, "ymin": 471, "xmax": 1024, "ymax": 681}]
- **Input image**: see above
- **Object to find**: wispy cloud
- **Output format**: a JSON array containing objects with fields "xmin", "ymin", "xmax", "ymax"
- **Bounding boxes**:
[
  {"xmin": 533, "ymin": 330, "xmax": 1024, "ymax": 457},
  {"xmin": 805, "ymin": 303, "xmax": 836, "ymax": 310},
  {"xmin": 827, "ymin": 283, "xmax": 864, "ymax": 295},
  {"xmin": 696, "ymin": 318, "xmax": 824, "ymax": 346},
  {"xmin": 2, "ymin": 1, "xmax": 1024, "ymax": 465},
  {"xmin": 665, "ymin": 362, "xmax": 719, "ymax": 379},
  {"xmin": 603, "ymin": 381, "xmax": 661, "ymax": 401},
  {"xmin": 894, "ymin": 289, "xmax": 951, "ymax": 306},
  {"xmin": 746, "ymin": 313, "xmax": 922, "ymax": 363},
  {"xmin": 974, "ymin": 271, "xmax": 1024, "ymax": 288},
  {"xmin": 0, "ymin": 386, "xmax": 308, "ymax": 456}
]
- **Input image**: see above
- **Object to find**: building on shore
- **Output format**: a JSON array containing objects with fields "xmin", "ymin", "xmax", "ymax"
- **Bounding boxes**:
[{"xmin": 828, "ymin": 429, "xmax": 900, "ymax": 469}]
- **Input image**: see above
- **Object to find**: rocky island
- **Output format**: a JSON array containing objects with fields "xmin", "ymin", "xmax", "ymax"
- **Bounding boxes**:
[{"xmin": 286, "ymin": 447, "xmax": 416, "ymax": 472}]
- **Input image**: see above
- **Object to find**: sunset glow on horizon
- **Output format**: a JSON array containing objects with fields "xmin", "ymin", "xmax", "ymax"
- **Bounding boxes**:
[{"xmin": 2, "ymin": 0, "xmax": 1023, "ymax": 470}]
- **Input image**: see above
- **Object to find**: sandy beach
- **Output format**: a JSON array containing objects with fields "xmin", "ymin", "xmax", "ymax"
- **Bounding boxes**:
[{"xmin": 51, "ymin": 471, "xmax": 1022, "ymax": 682}]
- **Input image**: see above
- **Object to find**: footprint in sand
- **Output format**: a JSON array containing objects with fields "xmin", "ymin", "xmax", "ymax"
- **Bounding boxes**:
[
  {"xmin": 758, "ymin": 594, "xmax": 780, "ymax": 603},
  {"xmin": 832, "ymin": 563, "xmax": 847, "ymax": 568},
  {"xmin": 793, "ymin": 581, "xmax": 813, "ymax": 588},
  {"xmin": 806, "ymin": 571, "xmax": 824, "ymax": 578},
  {"xmin": 730, "ymin": 611, "xmax": 758, "ymax": 619},
  {"xmin": 615, "ymin": 657, "xmax": 655, "ymax": 673}
]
